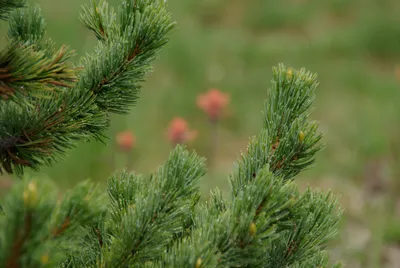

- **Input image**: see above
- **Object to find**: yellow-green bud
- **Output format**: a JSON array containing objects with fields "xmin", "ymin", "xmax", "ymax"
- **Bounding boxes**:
[
  {"xmin": 249, "ymin": 222, "xmax": 257, "ymax": 236},
  {"xmin": 23, "ymin": 181, "xmax": 38, "ymax": 207},
  {"xmin": 287, "ymin": 68, "xmax": 293, "ymax": 80},
  {"xmin": 195, "ymin": 257, "xmax": 202, "ymax": 268},
  {"xmin": 299, "ymin": 131, "xmax": 305, "ymax": 142},
  {"xmin": 40, "ymin": 254, "xmax": 49, "ymax": 265}
]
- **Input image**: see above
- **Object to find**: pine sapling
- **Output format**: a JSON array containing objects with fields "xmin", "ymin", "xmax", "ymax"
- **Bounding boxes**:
[{"xmin": 0, "ymin": 1, "xmax": 342, "ymax": 267}]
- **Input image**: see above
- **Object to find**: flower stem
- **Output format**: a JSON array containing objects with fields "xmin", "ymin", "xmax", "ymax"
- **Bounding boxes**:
[{"xmin": 209, "ymin": 119, "xmax": 218, "ymax": 169}]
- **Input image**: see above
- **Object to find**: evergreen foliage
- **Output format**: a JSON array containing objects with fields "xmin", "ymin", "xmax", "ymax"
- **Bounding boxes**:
[
  {"xmin": 0, "ymin": 0, "xmax": 26, "ymax": 20},
  {"xmin": 0, "ymin": 0, "xmax": 175, "ymax": 175},
  {"xmin": 0, "ymin": 0, "xmax": 343, "ymax": 267}
]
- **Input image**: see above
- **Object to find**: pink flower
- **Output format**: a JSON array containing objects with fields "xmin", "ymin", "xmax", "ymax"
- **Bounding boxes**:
[
  {"xmin": 116, "ymin": 131, "xmax": 136, "ymax": 152},
  {"xmin": 197, "ymin": 88, "xmax": 230, "ymax": 121},
  {"xmin": 167, "ymin": 117, "xmax": 197, "ymax": 145}
]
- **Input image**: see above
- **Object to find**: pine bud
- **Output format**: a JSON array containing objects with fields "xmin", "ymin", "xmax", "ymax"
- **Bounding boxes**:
[
  {"xmin": 40, "ymin": 254, "xmax": 49, "ymax": 265},
  {"xmin": 249, "ymin": 222, "xmax": 257, "ymax": 236},
  {"xmin": 195, "ymin": 257, "xmax": 202, "ymax": 268},
  {"xmin": 287, "ymin": 68, "xmax": 293, "ymax": 80},
  {"xmin": 299, "ymin": 131, "xmax": 305, "ymax": 142},
  {"xmin": 23, "ymin": 181, "xmax": 38, "ymax": 207}
]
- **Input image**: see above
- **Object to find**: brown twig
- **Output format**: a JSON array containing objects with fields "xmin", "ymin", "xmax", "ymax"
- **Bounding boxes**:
[
  {"xmin": 0, "ymin": 136, "xmax": 30, "ymax": 173},
  {"xmin": 285, "ymin": 241, "xmax": 297, "ymax": 257},
  {"xmin": 0, "ymin": 84, "xmax": 15, "ymax": 99},
  {"xmin": 0, "ymin": 73, "xmax": 12, "ymax": 79},
  {"xmin": 49, "ymin": 46, "xmax": 67, "ymax": 66},
  {"xmin": 6, "ymin": 212, "xmax": 33, "ymax": 268},
  {"xmin": 255, "ymin": 197, "xmax": 267, "ymax": 217},
  {"xmin": 271, "ymin": 139, "xmax": 280, "ymax": 151},
  {"xmin": 255, "ymin": 185, "xmax": 273, "ymax": 218},
  {"xmin": 7, "ymin": 150, "xmax": 31, "ymax": 166},
  {"xmin": 95, "ymin": 228, "xmax": 103, "ymax": 247},
  {"xmin": 47, "ymin": 80, "xmax": 71, "ymax": 88},
  {"xmin": 52, "ymin": 217, "xmax": 70, "ymax": 237},
  {"xmin": 0, "ymin": 67, "xmax": 9, "ymax": 73}
]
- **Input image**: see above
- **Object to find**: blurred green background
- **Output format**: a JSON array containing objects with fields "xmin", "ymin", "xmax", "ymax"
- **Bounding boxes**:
[{"xmin": 2, "ymin": 0, "xmax": 400, "ymax": 267}]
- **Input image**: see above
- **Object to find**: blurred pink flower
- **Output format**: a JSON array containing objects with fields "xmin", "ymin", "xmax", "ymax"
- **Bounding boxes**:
[
  {"xmin": 167, "ymin": 117, "xmax": 197, "ymax": 145},
  {"xmin": 116, "ymin": 131, "xmax": 136, "ymax": 152},
  {"xmin": 197, "ymin": 88, "xmax": 230, "ymax": 121}
]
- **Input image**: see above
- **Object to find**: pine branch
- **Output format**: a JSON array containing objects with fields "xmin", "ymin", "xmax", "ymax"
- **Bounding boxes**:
[
  {"xmin": 78, "ymin": 0, "xmax": 176, "ymax": 113},
  {"xmin": 50, "ymin": 180, "xmax": 106, "ymax": 238},
  {"xmin": 0, "ymin": 0, "xmax": 175, "ymax": 175},
  {"xmin": 230, "ymin": 64, "xmax": 324, "ymax": 196},
  {"xmin": 52, "ymin": 217, "xmax": 70, "ymax": 237},
  {"xmin": 104, "ymin": 146, "xmax": 206, "ymax": 266},
  {"xmin": 0, "ymin": 88, "xmax": 108, "ymax": 175},
  {"xmin": 218, "ymin": 167, "xmax": 296, "ymax": 267},
  {"xmin": 79, "ymin": 0, "xmax": 118, "ymax": 42},
  {"xmin": 158, "ymin": 65, "xmax": 341, "ymax": 267},
  {"xmin": 264, "ymin": 190, "xmax": 342, "ymax": 267},
  {"xmin": 5, "ymin": 211, "xmax": 32, "ymax": 268},
  {"xmin": 291, "ymin": 251, "xmax": 342, "ymax": 268},
  {"xmin": 1, "ymin": 5, "xmax": 77, "ymax": 103},
  {"xmin": 0, "ymin": 0, "xmax": 26, "ymax": 20},
  {"xmin": 64, "ymin": 146, "xmax": 205, "ymax": 267},
  {"xmin": 0, "ymin": 44, "xmax": 77, "ymax": 102},
  {"xmin": 8, "ymin": 5, "xmax": 46, "ymax": 45},
  {"xmin": 61, "ymin": 217, "xmax": 108, "ymax": 267},
  {"xmin": 159, "ymin": 205, "xmax": 224, "ymax": 267},
  {"xmin": 1, "ymin": 0, "xmax": 343, "ymax": 265},
  {"xmin": 0, "ymin": 179, "xmax": 107, "ymax": 267},
  {"xmin": 0, "ymin": 180, "xmax": 57, "ymax": 267}
]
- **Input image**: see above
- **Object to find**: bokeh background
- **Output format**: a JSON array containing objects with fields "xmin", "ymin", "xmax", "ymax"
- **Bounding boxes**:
[{"xmin": 1, "ymin": 0, "xmax": 400, "ymax": 267}]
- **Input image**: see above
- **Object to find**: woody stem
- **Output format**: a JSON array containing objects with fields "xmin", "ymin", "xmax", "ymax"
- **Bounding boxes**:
[{"xmin": 127, "ymin": 151, "xmax": 134, "ymax": 171}]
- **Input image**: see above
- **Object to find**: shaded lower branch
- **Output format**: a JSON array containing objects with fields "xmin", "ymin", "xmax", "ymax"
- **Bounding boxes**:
[{"xmin": 6, "ymin": 211, "xmax": 32, "ymax": 268}]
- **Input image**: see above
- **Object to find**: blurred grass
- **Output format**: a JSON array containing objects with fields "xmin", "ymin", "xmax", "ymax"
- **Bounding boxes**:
[{"xmin": 2, "ymin": 0, "xmax": 400, "ymax": 266}]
